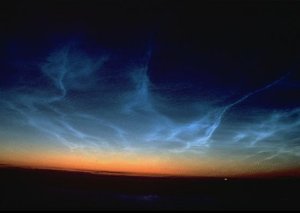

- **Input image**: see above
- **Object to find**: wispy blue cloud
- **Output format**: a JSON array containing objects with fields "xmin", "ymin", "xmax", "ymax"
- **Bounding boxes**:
[{"xmin": 0, "ymin": 44, "xmax": 299, "ymax": 170}]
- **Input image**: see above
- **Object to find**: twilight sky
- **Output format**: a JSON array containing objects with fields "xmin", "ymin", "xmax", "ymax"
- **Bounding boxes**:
[{"xmin": 0, "ymin": 0, "xmax": 299, "ymax": 176}]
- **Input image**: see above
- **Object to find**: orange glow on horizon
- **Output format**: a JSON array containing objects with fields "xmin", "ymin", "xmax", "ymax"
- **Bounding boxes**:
[
  {"xmin": 1, "ymin": 143, "xmax": 299, "ymax": 177},
  {"xmin": 0, "ymin": 145, "xmax": 225, "ymax": 176}
]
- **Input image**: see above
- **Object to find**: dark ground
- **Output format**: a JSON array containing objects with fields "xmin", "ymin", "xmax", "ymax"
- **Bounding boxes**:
[{"xmin": 0, "ymin": 167, "xmax": 299, "ymax": 210}]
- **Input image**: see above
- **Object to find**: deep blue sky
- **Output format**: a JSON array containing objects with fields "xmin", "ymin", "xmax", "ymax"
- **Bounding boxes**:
[{"xmin": 0, "ymin": 0, "xmax": 299, "ymax": 176}]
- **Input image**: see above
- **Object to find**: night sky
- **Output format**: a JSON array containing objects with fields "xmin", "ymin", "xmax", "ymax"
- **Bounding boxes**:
[{"xmin": 0, "ymin": 0, "xmax": 299, "ymax": 176}]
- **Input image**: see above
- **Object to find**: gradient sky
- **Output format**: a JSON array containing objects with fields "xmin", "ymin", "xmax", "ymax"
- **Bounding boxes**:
[{"xmin": 0, "ymin": 0, "xmax": 299, "ymax": 176}]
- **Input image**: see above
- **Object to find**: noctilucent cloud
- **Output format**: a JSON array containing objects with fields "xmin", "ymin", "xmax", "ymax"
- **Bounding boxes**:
[{"xmin": 0, "ymin": 1, "xmax": 299, "ymax": 176}]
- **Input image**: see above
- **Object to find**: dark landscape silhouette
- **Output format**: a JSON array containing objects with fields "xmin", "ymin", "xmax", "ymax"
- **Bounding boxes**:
[{"xmin": 1, "ymin": 166, "xmax": 299, "ymax": 210}]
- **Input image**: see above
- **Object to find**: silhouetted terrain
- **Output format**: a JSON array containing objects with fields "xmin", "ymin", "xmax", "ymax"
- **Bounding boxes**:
[{"xmin": 1, "ymin": 167, "xmax": 299, "ymax": 210}]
